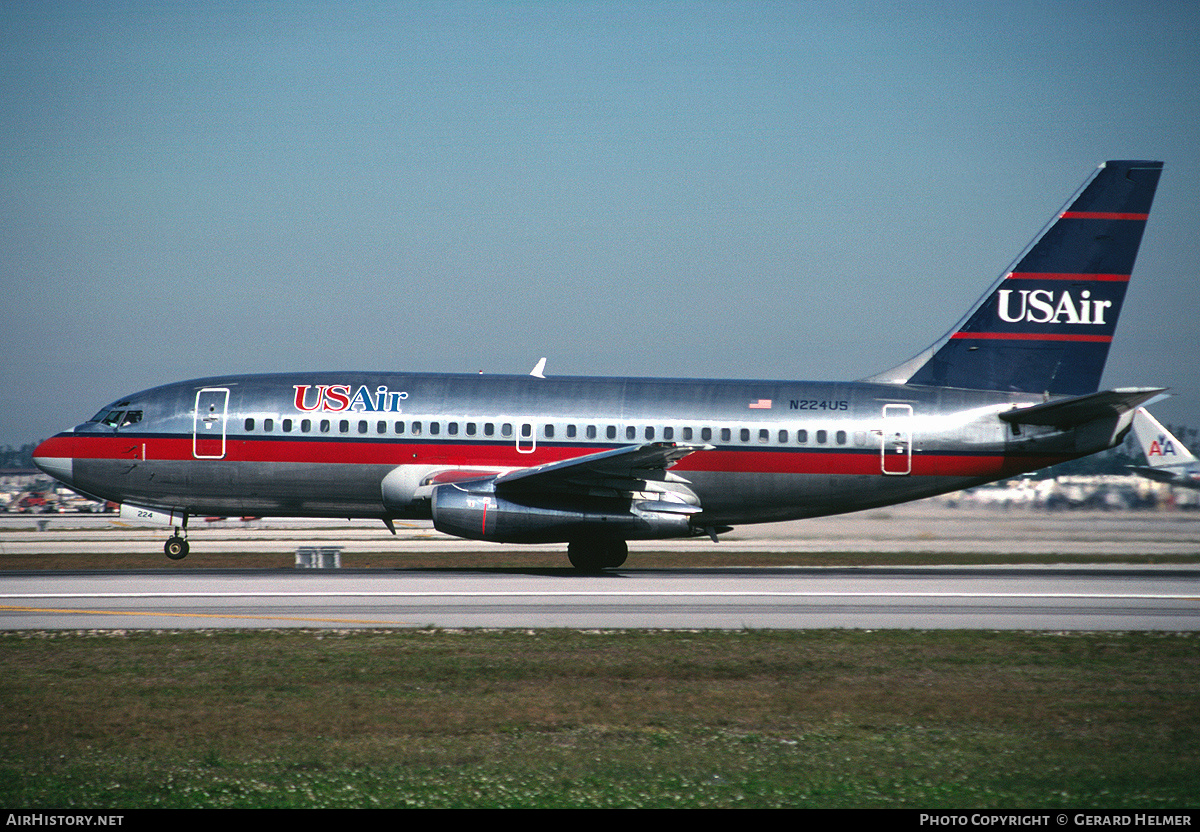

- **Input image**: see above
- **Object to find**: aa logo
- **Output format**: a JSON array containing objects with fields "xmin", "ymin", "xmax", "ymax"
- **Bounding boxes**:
[{"xmin": 1148, "ymin": 435, "xmax": 1177, "ymax": 457}]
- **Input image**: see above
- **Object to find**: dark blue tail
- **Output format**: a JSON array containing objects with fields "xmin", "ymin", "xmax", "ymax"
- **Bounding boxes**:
[{"xmin": 877, "ymin": 160, "xmax": 1162, "ymax": 395}]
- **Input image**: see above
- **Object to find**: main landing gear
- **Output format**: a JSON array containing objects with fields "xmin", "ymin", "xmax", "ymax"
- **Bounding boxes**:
[
  {"xmin": 567, "ymin": 538, "xmax": 628, "ymax": 572},
  {"xmin": 164, "ymin": 521, "xmax": 189, "ymax": 560}
]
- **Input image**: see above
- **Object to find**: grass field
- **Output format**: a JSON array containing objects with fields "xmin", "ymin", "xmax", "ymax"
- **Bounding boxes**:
[{"xmin": 2, "ymin": 628, "xmax": 1198, "ymax": 809}]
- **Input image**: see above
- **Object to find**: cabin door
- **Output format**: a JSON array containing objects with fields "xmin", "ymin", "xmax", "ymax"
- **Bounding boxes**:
[
  {"xmin": 881, "ymin": 403, "xmax": 912, "ymax": 475},
  {"xmin": 193, "ymin": 388, "xmax": 230, "ymax": 459}
]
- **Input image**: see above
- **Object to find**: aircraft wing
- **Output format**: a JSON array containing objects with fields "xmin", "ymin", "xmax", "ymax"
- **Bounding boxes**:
[
  {"xmin": 998, "ymin": 388, "xmax": 1166, "ymax": 430},
  {"xmin": 494, "ymin": 442, "xmax": 710, "ymax": 500}
]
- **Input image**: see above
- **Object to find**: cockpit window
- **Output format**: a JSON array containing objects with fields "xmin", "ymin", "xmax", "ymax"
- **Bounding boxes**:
[
  {"xmin": 91, "ymin": 407, "xmax": 142, "ymax": 428},
  {"xmin": 91, "ymin": 401, "xmax": 133, "ymax": 424}
]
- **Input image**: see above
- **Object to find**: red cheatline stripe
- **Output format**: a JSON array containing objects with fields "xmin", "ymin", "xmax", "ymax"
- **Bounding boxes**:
[
  {"xmin": 35, "ymin": 434, "xmax": 1073, "ymax": 479},
  {"xmin": 1006, "ymin": 272, "xmax": 1130, "ymax": 282},
  {"xmin": 1060, "ymin": 211, "xmax": 1148, "ymax": 220},
  {"xmin": 951, "ymin": 332, "xmax": 1112, "ymax": 343}
]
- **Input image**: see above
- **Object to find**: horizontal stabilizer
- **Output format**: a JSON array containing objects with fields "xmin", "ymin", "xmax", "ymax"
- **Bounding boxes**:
[
  {"xmin": 1128, "ymin": 466, "xmax": 1179, "ymax": 483},
  {"xmin": 998, "ymin": 387, "xmax": 1165, "ymax": 429}
]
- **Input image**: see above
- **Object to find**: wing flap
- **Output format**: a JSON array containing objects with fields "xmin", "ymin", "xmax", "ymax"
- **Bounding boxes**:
[{"xmin": 495, "ymin": 442, "xmax": 711, "ymax": 500}]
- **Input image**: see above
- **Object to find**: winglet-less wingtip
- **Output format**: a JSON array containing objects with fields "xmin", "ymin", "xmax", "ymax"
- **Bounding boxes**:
[{"xmin": 530, "ymin": 357, "xmax": 547, "ymax": 379}]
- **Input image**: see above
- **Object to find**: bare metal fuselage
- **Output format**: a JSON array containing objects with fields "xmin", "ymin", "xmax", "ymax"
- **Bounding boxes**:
[{"xmin": 40, "ymin": 371, "xmax": 1090, "ymax": 531}]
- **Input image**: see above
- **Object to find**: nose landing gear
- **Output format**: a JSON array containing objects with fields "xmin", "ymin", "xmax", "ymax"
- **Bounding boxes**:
[{"xmin": 164, "ymin": 522, "xmax": 189, "ymax": 560}]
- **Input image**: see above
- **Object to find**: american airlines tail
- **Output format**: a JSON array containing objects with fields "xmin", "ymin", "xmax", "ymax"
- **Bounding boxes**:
[
  {"xmin": 1131, "ymin": 408, "xmax": 1198, "ymax": 469},
  {"xmin": 870, "ymin": 160, "xmax": 1163, "ymax": 395}
]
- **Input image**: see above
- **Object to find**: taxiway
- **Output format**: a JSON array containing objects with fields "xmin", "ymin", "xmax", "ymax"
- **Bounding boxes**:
[{"xmin": 2, "ymin": 503, "xmax": 1197, "ymax": 630}]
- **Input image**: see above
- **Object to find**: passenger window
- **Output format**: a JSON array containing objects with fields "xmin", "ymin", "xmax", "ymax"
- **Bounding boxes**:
[
  {"xmin": 395, "ymin": 421, "xmax": 405, "ymax": 434},
  {"xmin": 264, "ymin": 418, "xmax": 273, "ymax": 432},
  {"xmin": 501, "ymin": 424, "xmax": 512, "ymax": 438},
  {"xmin": 645, "ymin": 426, "xmax": 655, "ymax": 440},
  {"xmin": 817, "ymin": 429, "xmax": 827, "ymax": 444},
  {"xmin": 358, "ymin": 420, "xmax": 368, "ymax": 434},
  {"xmin": 484, "ymin": 423, "xmax": 495, "ymax": 437},
  {"xmin": 740, "ymin": 428, "xmax": 750, "ymax": 442},
  {"xmin": 320, "ymin": 420, "xmax": 331, "ymax": 433},
  {"xmin": 448, "ymin": 422, "xmax": 458, "ymax": 436},
  {"xmin": 466, "ymin": 423, "xmax": 477, "ymax": 436},
  {"xmin": 721, "ymin": 428, "xmax": 731, "ymax": 442},
  {"xmin": 663, "ymin": 427, "xmax": 674, "ymax": 441},
  {"xmin": 682, "ymin": 427, "xmax": 693, "ymax": 441},
  {"xmin": 411, "ymin": 421, "xmax": 422, "ymax": 435},
  {"xmin": 245, "ymin": 418, "xmax": 255, "ymax": 431},
  {"xmin": 587, "ymin": 425, "xmax": 597, "ymax": 440},
  {"xmin": 759, "ymin": 429, "xmax": 769, "ymax": 443},
  {"xmin": 797, "ymin": 429, "xmax": 807, "ymax": 444},
  {"xmin": 544, "ymin": 424, "xmax": 554, "ymax": 439},
  {"xmin": 301, "ymin": 419, "xmax": 311, "ymax": 433},
  {"xmin": 837, "ymin": 430, "xmax": 847, "ymax": 445},
  {"xmin": 607, "ymin": 426, "xmax": 617, "ymax": 440},
  {"xmin": 778, "ymin": 429, "xmax": 788, "ymax": 443},
  {"xmin": 430, "ymin": 422, "xmax": 440, "ymax": 435},
  {"xmin": 377, "ymin": 421, "xmax": 386, "ymax": 434},
  {"xmin": 339, "ymin": 420, "xmax": 349, "ymax": 433},
  {"xmin": 566, "ymin": 424, "xmax": 577, "ymax": 439},
  {"xmin": 283, "ymin": 419, "xmax": 293, "ymax": 432},
  {"xmin": 701, "ymin": 427, "xmax": 712, "ymax": 441}
]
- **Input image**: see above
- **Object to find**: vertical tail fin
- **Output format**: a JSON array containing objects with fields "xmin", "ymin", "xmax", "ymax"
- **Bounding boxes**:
[
  {"xmin": 1131, "ymin": 408, "xmax": 1197, "ymax": 468},
  {"xmin": 871, "ymin": 160, "xmax": 1163, "ymax": 395}
]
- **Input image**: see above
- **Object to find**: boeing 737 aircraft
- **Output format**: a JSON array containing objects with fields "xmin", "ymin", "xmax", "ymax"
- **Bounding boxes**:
[
  {"xmin": 34, "ymin": 160, "xmax": 1165, "ymax": 569},
  {"xmin": 1130, "ymin": 407, "xmax": 1200, "ymax": 490}
]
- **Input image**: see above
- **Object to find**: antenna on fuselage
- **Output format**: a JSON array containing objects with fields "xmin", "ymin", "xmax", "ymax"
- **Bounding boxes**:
[{"xmin": 530, "ymin": 357, "xmax": 547, "ymax": 378}]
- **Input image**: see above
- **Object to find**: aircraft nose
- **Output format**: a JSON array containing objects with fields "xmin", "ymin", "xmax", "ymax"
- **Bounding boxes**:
[{"xmin": 33, "ymin": 436, "xmax": 74, "ymax": 486}]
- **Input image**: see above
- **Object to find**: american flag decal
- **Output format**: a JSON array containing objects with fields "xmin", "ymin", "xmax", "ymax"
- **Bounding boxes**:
[{"xmin": 748, "ymin": 399, "xmax": 772, "ymax": 409}]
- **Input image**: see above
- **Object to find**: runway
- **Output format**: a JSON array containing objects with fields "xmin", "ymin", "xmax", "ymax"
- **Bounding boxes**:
[
  {"xmin": 3, "ymin": 503, "xmax": 1198, "ymax": 630},
  {"xmin": 2, "ymin": 565, "xmax": 1198, "ymax": 630},
  {"xmin": 4, "ymin": 502, "xmax": 1200, "ymax": 556}
]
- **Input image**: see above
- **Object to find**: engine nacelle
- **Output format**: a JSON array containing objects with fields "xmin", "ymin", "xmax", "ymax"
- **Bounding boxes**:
[{"xmin": 430, "ymin": 481, "xmax": 699, "ymax": 544}]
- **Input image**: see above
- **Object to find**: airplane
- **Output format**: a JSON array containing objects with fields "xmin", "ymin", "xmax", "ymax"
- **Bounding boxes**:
[
  {"xmin": 1129, "ymin": 407, "xmax": 1200, "ymax": 490},
  {"xmin": 33, "ymin": 159, "xmax": 1165, "ymax": 570}
]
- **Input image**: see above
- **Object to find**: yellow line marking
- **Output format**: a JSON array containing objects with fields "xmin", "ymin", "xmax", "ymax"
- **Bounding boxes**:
[{"xmin": 0, "ymin": 605, "xmax": 404, "ymax": 626}]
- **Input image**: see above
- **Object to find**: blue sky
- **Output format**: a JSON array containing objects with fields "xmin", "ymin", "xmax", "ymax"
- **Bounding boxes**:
[{"xmin": 4, "ymin": 0, "xmax": 1199, "ymax": 446}]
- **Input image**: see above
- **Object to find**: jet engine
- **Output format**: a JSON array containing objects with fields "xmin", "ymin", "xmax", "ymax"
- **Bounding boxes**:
[{"xmin": 430, "ymin": 478, "xmax": 701, "ymax": 544}]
